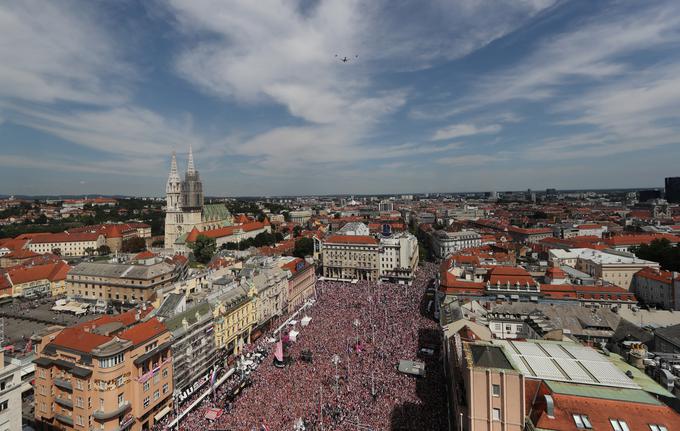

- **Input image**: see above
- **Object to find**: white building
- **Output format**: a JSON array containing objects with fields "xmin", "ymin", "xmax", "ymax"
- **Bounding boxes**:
[
  {"xmin": 430, "ymin": 230, "xmax": 482, "ymax": 259},
  {"xmin": 379, "ymin": 232, "xmax": 419, "ymax": 285},
  {"xmin": 27, "ymin": 232, "xmax": 106, "ymax": 257},
  {"xmin": 378, "ymin": 200, "xmax": 394, "ymax": 213},
  {"xmin": 288, "ymin": 210, "xmax": 312, "ymax": 225},
  {"xmin": 0, "ymin": 351, "xmax": 22, "ymax": 431}
]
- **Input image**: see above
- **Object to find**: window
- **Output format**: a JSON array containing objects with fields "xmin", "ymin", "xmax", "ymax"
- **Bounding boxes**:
[
  {"xmin": 649, "ymin": 426, "xmax": 668, "ymax": 431},
  {"xmin": 143, "ymin": 397, "xmax": 150, "ymax": 408},
  {"xmin": 492, "ymin": 384, "xmax": 501, "ymax": 396},
  {"xmin": 492, "ymin": 408, "xmax": 501, "ymax": 421},
  {"xmin": 153, "ymin": 373, "xmax": 160, "ymax": 384},
  {"xmin": 610, "ymin": 419, "xmax": 630, "ymax": 431},
  {"xmin": 0, "ymin": 401, "xmax": 7, "ymax": 412},
  {"xmin": 118, "ymin": 393, "xmax": 125, "ymax": 407},
  {"xmin": 117, "ymin": 376, "xmax": 124, "ymax": 387},
  {"xmin": 153, "ymin": 390, "xmax": 159, "ymax": 400},
  {"xmin": 162, "ymin": 368, "xmax": 168, "ymax": 378},
  {"xmin": 163, "ymin": 383, "xmax": 168, "ymax": 394},
  {"xmin": 99, "ymin": 353, "xmax": 124, "ymax": 368},
  {"xmin": 573, "ymin": 415, "xmax": 592, "ymax": 429},
  {"xmin": 143, "ymin": 381, "xmax": 150, "ymax": 392},
  {"xmin": 76, "ymin": 415, "xmax": 84, "ymax": 426}
]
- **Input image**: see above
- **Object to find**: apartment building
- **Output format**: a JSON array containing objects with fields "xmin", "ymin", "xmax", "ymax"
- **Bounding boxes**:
[
  {"xmin": 572, "ymin": 248, "xmax": 659, "ymax": 290},
  {"xmin": 321, "ymin": 235, "xmax": 380, "ymax": 281},
  {"xmin": 447, "ymin": 338, "xmax": 680, "ymax": 431},
  {"xmin": 379, "ymin": 231, "xmax": 419, "ymax": 284},
  {"xmin": 157, "ymin": 300, "xmax": 217, "ymax": 395},
  {"xmin": 277, "ymin": 257, "xmax": 317, "ymax": 311},
  {"xmin": 240, "ymin": 257, "xmax": 289, "ymax": 328},
  {"xmin": 0, "ymin": 350, "xmax": 22, "ymax": 431},
  {"xmin": 211, "ymin": 281, "xmax": 257, "ymax": 356},
  {"xmin": 632, "ymin": 267, "xmax": 680, "ymax": 310},
  {"xmin": 66, "ymin": 259, "xmax": 180, "ymax": 307},
  {"xmin": 32, "ymin": 308, "xmax": 174, "ymax": 431},
  {"xmin": 5, "ymin": 260, "xmax": 70, "ymax": 297},
  {"xmin": 27, "ymin": 232, "xmax": 106, "ymax": 257},
  {"xmin": 431, "ymin": 230, "xmax": 482, "ymax": 259}
]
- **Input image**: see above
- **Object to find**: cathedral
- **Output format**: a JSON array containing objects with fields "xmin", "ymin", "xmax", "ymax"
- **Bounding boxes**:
[{"xmin": 164, "ymin": 146, "xmax": 233, "ymax": 249}]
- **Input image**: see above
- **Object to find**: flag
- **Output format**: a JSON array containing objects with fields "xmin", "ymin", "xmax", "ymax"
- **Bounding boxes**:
[
  {"xmin": 274, "ymin": 340, "xmax": 284, "ymax": 362},
  {"xmin": 210, "ymin": 368, "xmax": 218, "ymax": 387}
]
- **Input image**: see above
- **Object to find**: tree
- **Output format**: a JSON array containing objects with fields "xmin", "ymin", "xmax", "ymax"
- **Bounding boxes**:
[
  {"xmin": 191, "ymin": 234, "xmax": 216, "ymax": 264},
  {"xmin": 52, "ymin": 248, "xmax": 61, "ymax": 256},
  {"xmin": 122, "ymin": 236, "xmax": 146, "ymax": 253},
  {"xmin": 293, "ymin": 225, "xmax": 303, "ymax": 238},
  {"xmin": 293, "ymin": 237, "xmax": 314, "ymax": 258},
  {"xmin": 633, "ymin": 238, "xmax": 680, "ymax": 271},
  {"xmin": 84, "ymin": 247, "xmax": 95, "ymax": 256},
  {"xmin": 97, "ymin": 245, "xmax": 111, "ymax": 256}
]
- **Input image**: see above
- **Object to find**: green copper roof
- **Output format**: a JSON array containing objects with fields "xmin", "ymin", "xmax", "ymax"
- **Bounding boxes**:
[
  {"xmin": 203, "ymin": 203, "xmax": 231, "ymax": 223},
  {"xmin": 606, "ymin": 352, "xmax": 675, "ymax": 398},
  {"xmin": 545, "ymin": 380, "xmax": 662, "ymax": 405}
]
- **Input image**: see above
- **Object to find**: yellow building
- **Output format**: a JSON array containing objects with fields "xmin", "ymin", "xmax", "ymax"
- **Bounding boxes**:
[
  {"xmin": 211, "ymin": 284, "xmax": 257, "ymax": 356},
  {"xmin": 7, "ymin": 261, "xmax": 70, "ymax": 298}
]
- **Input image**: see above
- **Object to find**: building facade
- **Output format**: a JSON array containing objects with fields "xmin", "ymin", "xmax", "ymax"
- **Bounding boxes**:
[
  {"xmin": 278, "ymin": 257, "xmax": 317, "ymax": 311},
  {"xmin": 66, "ymin": 259, "xmax": 180, "ymax": 307},
  {"xmin": 321, "ymin": 235, "xmax": 380, "ymax": 281},
  {"xmin": 431, "ymin": 230, "xmax": 482, "ymax": 259},
  {"xmin": 211, "ymin": 284, "xmax": 256, "ymax": 356},
  {"xmin": 28, "ymin": 232, "xmax": 106, "ymax": 257},
  {"xmin": 0, "ymin": 351, "xmax": 22, "ymax": 431},
  {"xmin": 379, "ymin": 231, "xmax": 419, "ymax": 284},
  {"xmin": 632, "ymin": 267, "xmax": 680, "ymax": 310},
  {"xmin": 32, "ymin": 309, "xmax": 174, "ymax": 431}
]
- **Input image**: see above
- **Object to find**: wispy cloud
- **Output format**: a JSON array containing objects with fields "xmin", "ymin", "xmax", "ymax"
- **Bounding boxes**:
[{"xmin": 431, "ymin": 123, "xmax": 502, "ymax": 141}]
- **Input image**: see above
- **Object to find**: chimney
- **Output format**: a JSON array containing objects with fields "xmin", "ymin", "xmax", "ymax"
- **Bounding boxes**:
[{"xmin": 135, "ymin": 311, "xmax": 141, "ymax": 321}]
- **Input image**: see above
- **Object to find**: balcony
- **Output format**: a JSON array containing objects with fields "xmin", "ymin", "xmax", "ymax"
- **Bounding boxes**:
[
  {"xmin": 55, "ymin": 397, "xmax": 73, "ymax": 409},
  {"xmin": 93, "ymin": 401, "xmax": 131, "ymax": 421},
  {"xmin": 55, "ymin": 414, "xmax": 74, "ymax": 426},
  {"xmin": 54, "ymin": 378, "xmax": 73, "ymax": 392}
]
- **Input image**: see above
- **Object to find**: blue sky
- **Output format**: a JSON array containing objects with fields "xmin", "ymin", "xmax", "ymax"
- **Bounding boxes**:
[{"xmin": 1, "ymin": 0, "xmax": 680, "ymax": 196}]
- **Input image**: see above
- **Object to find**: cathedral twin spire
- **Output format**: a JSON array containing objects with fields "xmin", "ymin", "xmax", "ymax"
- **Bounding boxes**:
[{"xmin": 167, "ymin": 145, "xmax": 204, "ymax": 211}]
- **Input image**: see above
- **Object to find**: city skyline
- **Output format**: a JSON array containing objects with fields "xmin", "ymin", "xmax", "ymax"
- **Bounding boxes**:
[{"xmin": 2, "ymin": 0, "xmax": 680, "ymax": 196}]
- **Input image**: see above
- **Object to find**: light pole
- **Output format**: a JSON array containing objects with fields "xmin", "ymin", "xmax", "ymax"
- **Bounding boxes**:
[{"xmin": 331, "ymin": 354, "xmax": 341, "ymax": 397}]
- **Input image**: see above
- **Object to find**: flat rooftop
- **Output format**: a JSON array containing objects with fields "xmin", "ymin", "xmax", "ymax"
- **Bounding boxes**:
[
  {"xmin": 496, "ymin": 340, "xmax": 639, "ymax": 389},
  {"xmin": 570, "ymin": 248, "xmax": 657, "ymax": 266}
]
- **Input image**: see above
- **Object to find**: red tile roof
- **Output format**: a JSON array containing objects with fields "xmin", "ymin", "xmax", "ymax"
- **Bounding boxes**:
[
  {"xmin": 606, "ymin": 233, "xmax": 680, "ymax": 246},
  {"xmin": 531, "ymin": 390, "xmax": 680, "ymax": 431},
  {"xmin": 50, "ymin": 308, "xmax": 159, "ymax": 353},
  {"xmin": 118, "ymin": 317, "xmax": 166, "ymax": 345},
  {"xmin": 634, "ymin": 266, "xmax": 677, "ymax": 284},
  {"xmin": 29, "ymin": 231, "xmax": 102, "ymax": 244},
  {"xmin": 325, "ymin": 235, "xmax": 379, "ymax": 245}
]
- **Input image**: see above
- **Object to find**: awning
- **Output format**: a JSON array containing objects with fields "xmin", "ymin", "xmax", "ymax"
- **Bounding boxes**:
[{"xmin": 154, "ymin": 405, "xmax": 172, "ymax": 422}]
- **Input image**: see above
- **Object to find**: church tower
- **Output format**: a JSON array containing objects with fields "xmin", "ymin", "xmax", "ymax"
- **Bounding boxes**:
[
  {"xmin": 181, "ymin": 144, "xmax": 204, "ymax": 210},
  {"xmin": 164, "ymin": 152, "xmax": 183, "ymax": 248}
]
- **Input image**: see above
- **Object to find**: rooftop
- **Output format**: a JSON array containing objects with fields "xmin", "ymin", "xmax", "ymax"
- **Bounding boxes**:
[{"xmin": 496, "ymin": 339, "xmax": 639, "ymax": 389}]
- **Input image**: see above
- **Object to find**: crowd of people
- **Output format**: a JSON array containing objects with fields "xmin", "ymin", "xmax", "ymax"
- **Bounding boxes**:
[{"xmin": 164, "ymin": 263, "xmax": 444, "ymax": 431}]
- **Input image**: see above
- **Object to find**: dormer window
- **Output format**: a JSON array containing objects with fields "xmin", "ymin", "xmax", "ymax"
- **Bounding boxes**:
[
  {"xmin": 649, "ymin": 425, "xmax": 668, "ymax": 431},
  {"xmin": 573, "ymin": 414, "xmax": 592, "ymax": 429}
]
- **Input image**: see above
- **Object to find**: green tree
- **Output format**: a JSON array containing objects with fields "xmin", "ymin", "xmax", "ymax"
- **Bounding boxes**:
[
  {"xmin": 293, "ymin": 225, "xmax": 303, "ymax": 238},
  {"xmin": 633, "ymin": 238, "xmax": 680, "ymax": 271},
  {"xmin": 293, "ymin": 237, "xmax": 314, "ymax": 258},
  {"xmin": 97, "ymin": 245, "xmax": 111, "ymax": 256},
  {"xmin": 191, "ymin": 234, "xmax": 216, "ymax": 264},
  {"xmin": 52, "ymin": 248, "xmax": 61, "ymax": 256},
  {"xmin": 122, "ymin": 237, "xmax": 146, "ymax": 253},
  {"xmin": 84, "ymin": 247, "xmax": 95, "ymax": 256}
]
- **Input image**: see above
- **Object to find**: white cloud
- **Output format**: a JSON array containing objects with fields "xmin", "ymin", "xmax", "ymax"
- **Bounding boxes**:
[
  {"xmin": 431, "ymin": 123, "xmax": 502, "ymax": 141},
  {"xmin": 0, "ymin": 0, "xmax": 132, "ymax": 105},
  {"xmin": 164, "ymin": 0, "xmax": 557, "ymax": 172}
]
